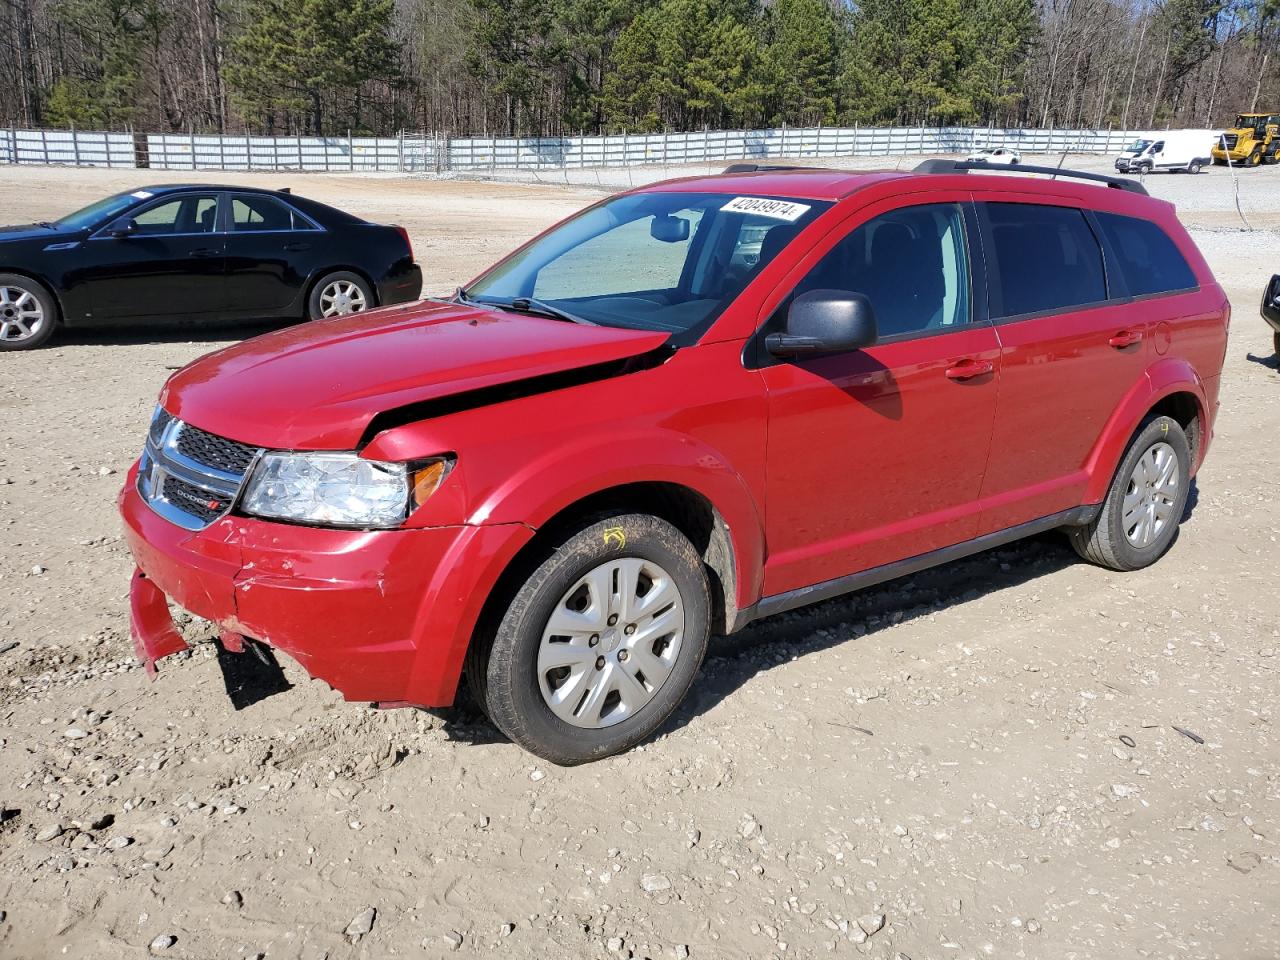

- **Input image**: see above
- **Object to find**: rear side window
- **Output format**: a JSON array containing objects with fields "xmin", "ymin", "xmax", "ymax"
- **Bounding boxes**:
[
  {"xmin": 231, "ymin": 195, "xmax": 313, "ymax": 232},
  {"xmin": 985, "ymin": 203, "xmax": 1107, "ymax": 318},
  {"xmin": 1095, "ymin": 212, "xmax": 1197, "ymax": 297}
]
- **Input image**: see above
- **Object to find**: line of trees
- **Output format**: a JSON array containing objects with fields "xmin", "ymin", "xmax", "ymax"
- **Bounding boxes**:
[{"xmin": 1, "ymin": 0, "xmax": 1278, "ymax": 137}]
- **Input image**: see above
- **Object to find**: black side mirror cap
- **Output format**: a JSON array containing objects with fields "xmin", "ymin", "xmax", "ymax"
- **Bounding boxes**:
[
  {"xmin": 107, "ymin": 218, "xmax": 137, "ymax": 239},
  {"xmin": 766, "ymin": 289, "xmax": 878, "ymax": 358},
  {"xmin": 1263, "ymin": 274, "xmax": 1280, "ymax": 326}
]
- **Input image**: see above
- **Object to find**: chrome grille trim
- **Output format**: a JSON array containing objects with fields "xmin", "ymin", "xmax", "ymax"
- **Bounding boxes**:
[{"xmin": 137, "ymin": 416, "xmax": 263, "ymax": 531}]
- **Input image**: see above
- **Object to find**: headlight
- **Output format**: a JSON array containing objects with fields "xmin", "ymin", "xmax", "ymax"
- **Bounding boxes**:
[{"xmin": 241, "ymin": 452, "xmax": 452, "ymax": 528}]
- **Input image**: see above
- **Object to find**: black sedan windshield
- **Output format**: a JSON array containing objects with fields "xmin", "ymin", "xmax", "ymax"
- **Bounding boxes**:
[
  {"xmin": 56, "ymin": 190, "xmax": 149, "ymax": 230},
  {"xmin": 466, "ymin": 191, "xmax": 830, "ymax": 339}
]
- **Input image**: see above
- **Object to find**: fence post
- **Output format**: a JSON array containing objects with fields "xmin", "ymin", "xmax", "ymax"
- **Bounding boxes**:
[
  {"xmin": 71, "ymin": 123, "xmax": 80, "ymax": 166},
  {"xmin": 349, "ymin": 130, "xmax": 355, "ymax": 172},
  {"xmin": 39, "ymin": 127, "xmax": 48, "ymax": 165},
  {"xmin": 7, "ymin": 126, "xmax": 15, "ymax": 164}
]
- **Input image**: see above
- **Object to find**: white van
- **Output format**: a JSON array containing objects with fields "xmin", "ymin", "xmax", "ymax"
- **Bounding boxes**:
[{"xmin": 1115, "ymin": 132, "xmax": 1213, "ymax": 174}]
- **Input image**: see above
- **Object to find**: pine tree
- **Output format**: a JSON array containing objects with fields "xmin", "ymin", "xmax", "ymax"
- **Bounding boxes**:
[{"xmin": 763, "ymin": 0, "xmax": 841, "ymax": 125}]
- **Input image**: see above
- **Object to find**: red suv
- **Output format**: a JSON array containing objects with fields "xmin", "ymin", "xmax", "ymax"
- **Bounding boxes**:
[{"xmin": 121, "ymin": 162, "xmax": 1227, "ymax": 763}]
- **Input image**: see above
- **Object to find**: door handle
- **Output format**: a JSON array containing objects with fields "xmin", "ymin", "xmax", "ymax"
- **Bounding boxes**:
[
  {"xmin": 1108, "ymin": 330, "xmax": 1144, "ymax": 348},
  {"xmin": 283, "ymin": 241, "xmax": 311, "ymax": 252},
  {"xmin": 945, "ymin": 358, "xmax": 994, "ymax": 381},
  {"xmin": 188, "ymin": 248, "xmax": 219, "ymax": 259}
]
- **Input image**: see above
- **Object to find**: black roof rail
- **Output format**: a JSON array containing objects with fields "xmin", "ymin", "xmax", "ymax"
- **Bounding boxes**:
[
  {"xmin": 722, "ymin": 162, "xmax": 817, "ymax": 174},
  {"xmin": 912, "ymin": 159, "xmax": 1149, "ymax": 196}
]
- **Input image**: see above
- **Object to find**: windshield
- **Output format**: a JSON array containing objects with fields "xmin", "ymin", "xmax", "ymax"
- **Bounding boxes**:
[
  {"xmin": 465, "ymin": 191, "xmax": 832, "ymax": 340},
  {"xmin": 1126, "ymin": 139, "xmax": 1152, "ymax": 152},
  {"xmin": 55, "ymin": 190, "xmax": 147, "ymax": 230}
]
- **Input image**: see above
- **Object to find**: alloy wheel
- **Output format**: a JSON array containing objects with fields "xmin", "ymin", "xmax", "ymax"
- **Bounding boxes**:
[
  {"xmin": 318, "ymin": 279, "xmax": 368, "ymax": 317},
  {"xmin": 1122, "ymin": 441, "xmax": 1179, "ymax": 548},
  {"xmin": 537, "ymin": 558, "xmax": 685, "ymax": 729},
  {"xmin": 0, "ymin": 284, "xmax": 45, "ymax": 344}
]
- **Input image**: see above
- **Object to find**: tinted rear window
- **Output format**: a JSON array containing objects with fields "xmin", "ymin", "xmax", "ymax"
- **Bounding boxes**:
[
  {"xmin": 986, "ymin": 203, "xmax": 1107, "ymax": 318},
  {"xmin": 1095, "ymin": 212, "xmax": 1197, "ymax": 297}
]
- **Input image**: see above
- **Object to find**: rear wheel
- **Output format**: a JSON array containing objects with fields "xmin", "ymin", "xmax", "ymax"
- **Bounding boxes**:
[
  {"xmin": 307, "ymin": 271, "xmax": 374, "ymax": 320},
  {"xmin": 1274, "ymin": 330, "xmax": 1280, "ymax": 357},
  {"xmin": 1188, "ymin": 159, "xmax": 1203, "ymax": 174},
  {"xmin": 1068, "ymin": 415, "xmax": 1191, "ymax": 571},
  {"xmin": 0, "ymin": 274, "xmax": 58, "ymax": 351},
  {"xmin": 472, "ymin": 513, "xmax": 711, "ymax": 764}
]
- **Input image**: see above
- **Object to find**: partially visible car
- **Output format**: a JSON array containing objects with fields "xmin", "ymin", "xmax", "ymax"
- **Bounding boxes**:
[
  {"xmin": 1263, "ymin": 273, "xmax": 1280, "ymax": 356},
  {"xmin": 0, "ymin": 185, "xmax": 422, "ymax": 351},
  {"xmin": 966, "ymin": 147, "xmax": 1021, "ymax": 165}
]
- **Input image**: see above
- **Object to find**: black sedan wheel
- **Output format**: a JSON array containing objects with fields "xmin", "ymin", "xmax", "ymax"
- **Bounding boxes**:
[
  {"xmin": 0, "ymin": 274, "xmax": 57, "ymax": 351},
  {"xmin": 308, "ymin": 271, "xmax": 374, "ymax": 320}
]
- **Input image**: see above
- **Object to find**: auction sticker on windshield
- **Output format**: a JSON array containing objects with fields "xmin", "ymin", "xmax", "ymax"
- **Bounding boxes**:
[{"xmin": 720, "ymin": 197, "xmax": 812, "ymax": 221}]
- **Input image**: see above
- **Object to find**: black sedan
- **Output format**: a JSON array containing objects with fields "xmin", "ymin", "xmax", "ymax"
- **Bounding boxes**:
[{"xmin": 0, "ymin": 184, "xmax": 422, "ymax": 350}]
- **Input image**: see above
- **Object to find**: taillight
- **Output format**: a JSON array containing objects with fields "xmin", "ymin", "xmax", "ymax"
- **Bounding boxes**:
[{"xmin": 394, "ymin": 225, "xmax": 413, "ymax": 262}]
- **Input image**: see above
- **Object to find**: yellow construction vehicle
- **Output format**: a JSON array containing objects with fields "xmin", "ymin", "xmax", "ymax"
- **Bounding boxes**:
[{"xmin": 1211, "ymin": 112, "xmax": 1280, "ymax": 166}]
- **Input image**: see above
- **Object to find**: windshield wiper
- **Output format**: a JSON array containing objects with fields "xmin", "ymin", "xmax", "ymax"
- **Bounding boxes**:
[
  {"xmin": 507, "ymin": 297, "xmax": 595, "ymax": 326},
  {"xmin": 36, "ymin": 221, "xmax": 56, "ymax": 229}
]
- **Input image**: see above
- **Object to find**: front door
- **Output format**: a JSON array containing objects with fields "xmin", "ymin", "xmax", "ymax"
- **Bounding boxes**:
[
  {"xmin": 82, "ymin": 192, "xmax": 226, "ymax": 319},
  {"xmin": 760, "ymin": 199, "xmax": 1001, "ymax": 597}
]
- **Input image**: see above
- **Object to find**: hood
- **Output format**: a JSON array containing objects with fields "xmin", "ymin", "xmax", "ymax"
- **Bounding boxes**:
[
  {"xmin": 0, "ymin": 223, "xmax": 79, "ymax": 243},
  {"xmin": 161, "ymin": 300, "xmax": 670, "ymax": 450}
]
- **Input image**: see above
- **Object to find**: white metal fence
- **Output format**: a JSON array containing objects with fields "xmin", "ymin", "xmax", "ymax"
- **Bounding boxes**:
[{"xmin": 1, "ymin": 125, "xmax": 1219, "ymax": 173}]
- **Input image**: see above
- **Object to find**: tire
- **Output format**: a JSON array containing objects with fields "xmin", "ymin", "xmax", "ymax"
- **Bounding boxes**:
[
  {"xmin": 1248, "ymin": 147, "xmax": 1263, "ymax": 167},
  {"xmin": 0, "ymin": 273, "xmax": 58, "ymax": 351},
  {"xmin": 1274, "ymin": 330, "xmax": 1280, "ymax": 358},
  {"xmin": 473, "ymin": 513, "xmax": 711, "ymax": 764},
  {"xmin": 1188, "ymin": 160, "xmax": 1202, "ymax": 175},
  {"xmin": 1213, "ymin": 157, "xmax": 1227, "ymax": 166},
  {"xmin": 307, "ymin": 271, "xmax": 375, "ymax": 320},
  {"xmin": 1067, "ymin": 415, "xmax": 1191, "ymax": 571}
]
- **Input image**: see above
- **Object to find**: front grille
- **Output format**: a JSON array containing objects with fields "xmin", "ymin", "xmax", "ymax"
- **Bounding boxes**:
[
  {"xmin": 137, "ymin": 415, "xmax": 263, "ymax": 531},
  {"xmin": 1221, "ymin": 133, "xmax": 1238, "ymax": 150},
  {"xmin": 176, "ymin": 423, "xmax": 258, "ymax": 474},
  {"xmin": 162, "ymin": 475, "xmax": 225, "ymax": 524}
]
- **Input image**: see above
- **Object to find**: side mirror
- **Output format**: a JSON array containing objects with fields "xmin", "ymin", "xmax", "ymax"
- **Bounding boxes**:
[
  {"xmin": 1263, "ymin": 274, "xmax": 1280, "ymax": 326},
  {"xmin": 650, "ymin": 215, "xmax": 690, "ymax": 243},
  {"xmin": 766, "ymin": 289, "xmax": 878, "ymax": 358},
  {"xmin": 107, "ymin": 217, "xmax": 137, "ymax": 239}
]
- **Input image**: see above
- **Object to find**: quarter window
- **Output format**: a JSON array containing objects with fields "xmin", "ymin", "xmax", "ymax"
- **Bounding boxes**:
[
  {"xmin": 985, "ymin": 203, "xmax": 1107, "ymax": 318},
  {"xmin": 788, "ymin": 202, "xmax": 971, "ymax": 339},
  {"xmin": 1095, "ymin": 212, "xmax": 1197, "ymax": 297}
]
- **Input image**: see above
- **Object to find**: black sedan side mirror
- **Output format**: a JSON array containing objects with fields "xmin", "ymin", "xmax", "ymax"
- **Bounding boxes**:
[
  {"xmin": 766, "ymin": 289, "xmax": 878, "ymax": 358},
  {"xmin": 107, "ymin": 217, "xmax": 138, "ymax": 239},
  {"xmin": 1263, "ymin": 274, "xmax": 1280, "ymax": 326}
]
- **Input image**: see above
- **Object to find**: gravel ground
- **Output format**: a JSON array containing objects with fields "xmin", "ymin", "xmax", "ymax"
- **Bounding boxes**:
[{"xmin": 0, "ymin": 160, "xmax": 1278, "ymax": 960}]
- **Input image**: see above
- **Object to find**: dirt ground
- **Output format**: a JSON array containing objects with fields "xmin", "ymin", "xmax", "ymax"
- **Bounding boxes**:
[{"xmin": 0, "ymin": 159, "xmax": 1278, "ymax": 960}]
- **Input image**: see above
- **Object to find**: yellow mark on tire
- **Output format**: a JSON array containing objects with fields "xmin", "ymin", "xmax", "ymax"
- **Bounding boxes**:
[
  {"xmin": 1161, "ymin": 421, "xmax": 1169, "ymax": 434},
  {"xmin": 602, "ymin": 526, "xmax": 627, "ymax": 550}
]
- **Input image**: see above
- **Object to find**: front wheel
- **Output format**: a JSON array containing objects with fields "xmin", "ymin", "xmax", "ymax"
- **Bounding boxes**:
[
  {"xmin": 0, "ymin": 274, "xmax": 58, "ymax": 351},
  {"xmin": 1067, "ymin": 415, "xmax": 1191, "ymax": 571},
  {"xmin": 472, "ymin": 513, "xmax": 711, "ymax": 764},
  {"xmin": 307, "ymin": 271, "xmax": 374, "ymax": 320},
  {"xmin": 1274, "ymin": 330, "xmax": 1280, "ymax": 358},
  {"xmin": 1248, "ymin": 147, "xmax": 1264, "ymax": 167}
]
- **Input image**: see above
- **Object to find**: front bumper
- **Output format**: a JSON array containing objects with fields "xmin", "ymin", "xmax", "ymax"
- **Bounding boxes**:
[{"xmin": 119, "ymin": 468, "xmax": 528, "ymax": 706}]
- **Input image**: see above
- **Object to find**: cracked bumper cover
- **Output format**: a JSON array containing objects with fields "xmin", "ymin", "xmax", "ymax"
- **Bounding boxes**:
[{"xmin": 119, "ymin": 467, "xmax": 531, "ymax": 706}]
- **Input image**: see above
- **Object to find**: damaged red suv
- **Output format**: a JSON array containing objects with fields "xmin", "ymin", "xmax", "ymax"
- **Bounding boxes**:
[{"xmin": 121, "ymin": 161, "xmax": 1227, "ymax": 763}]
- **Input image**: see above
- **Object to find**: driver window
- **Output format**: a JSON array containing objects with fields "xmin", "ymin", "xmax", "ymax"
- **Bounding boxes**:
[
  {"xmin": 787, "ymin": 203, "xmax": 971, "ymax": 339},
  {"xmin": 132, "ymin": 195, "xmax": 219, "ymax": 235},
  {"xmin": 534, "ymin": 208, "xmax": 704, "ymax": 300}
]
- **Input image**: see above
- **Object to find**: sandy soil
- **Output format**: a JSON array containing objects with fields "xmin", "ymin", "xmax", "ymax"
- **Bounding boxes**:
[{"xmin": 0, "ymin": 161, "xmax": 1278, "ymax": 960}]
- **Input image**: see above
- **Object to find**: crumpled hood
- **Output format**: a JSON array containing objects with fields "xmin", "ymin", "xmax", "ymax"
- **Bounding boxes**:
[{"xmin": 160, "ymin": 300, "xmax": 670, "ymax": 450}]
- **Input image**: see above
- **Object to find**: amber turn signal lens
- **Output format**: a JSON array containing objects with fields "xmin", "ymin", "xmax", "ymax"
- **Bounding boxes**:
[{"xmin": 411, "ymin": 459, "xmax": 452, "ymax": 507}]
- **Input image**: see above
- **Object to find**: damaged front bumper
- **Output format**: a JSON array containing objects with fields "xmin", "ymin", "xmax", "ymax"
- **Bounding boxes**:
[{"xmin": 119, "ymin": 465, "xmax": 527, "ymax": 706}]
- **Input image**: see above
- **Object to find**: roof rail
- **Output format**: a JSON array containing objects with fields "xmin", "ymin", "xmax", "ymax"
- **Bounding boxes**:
[
  {"xmin": 722, "ymin": 162, "xmax": 817, "ymax": 174},
  {"xmin": 912, "ymin": 159, "xmax": 1149, "ymax": 196}
]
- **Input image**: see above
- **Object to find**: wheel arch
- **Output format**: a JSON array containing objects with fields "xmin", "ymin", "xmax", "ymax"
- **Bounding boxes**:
[
  {"xmin": 0, "ymin": 268, "xmax": 65, "ymax": 324},
  {"xmin": 1083, "ymin": 360, "xmax": 1208, "ymax": 503}
]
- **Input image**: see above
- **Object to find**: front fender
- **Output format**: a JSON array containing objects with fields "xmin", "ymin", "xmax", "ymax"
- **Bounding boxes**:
[
  {"xmin": 475, "ymin": 427, "xmax": 767, "ymax": 612},
  {"xmin": 1082, "ymin": 358, "xmax": 1209, "ymax": 502}
]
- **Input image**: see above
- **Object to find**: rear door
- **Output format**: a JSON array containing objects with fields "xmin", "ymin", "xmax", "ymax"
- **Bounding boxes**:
[
  {"xmin": 759, "ymin": 196, "xmax": 1001, "ymax": 596},
  {"xmin": 82, "ymin": 192, "xmax": 225, "ymax": 319},
  {"xmin": 974, "ymin": 198, "xmax": 1149, "ymax": 532},
  {"xmin": 223, "ymin": 193, "xmax": 324, "ymax": 316}
]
